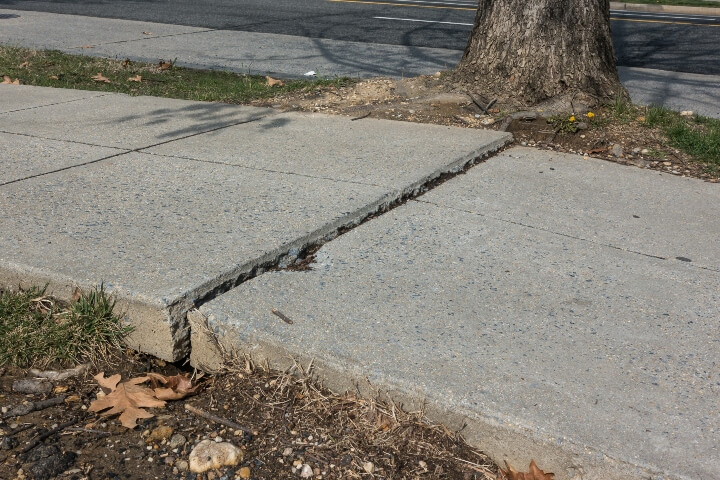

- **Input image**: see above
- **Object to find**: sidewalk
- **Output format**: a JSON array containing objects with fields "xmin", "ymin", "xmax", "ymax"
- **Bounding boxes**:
[
  {"xmin": 2, "ymin": 8, "xmax": 720, "ymax": 118},
  {"xmin": 1, "ymin": 84, "xmax": 718, "ymax": 480}
]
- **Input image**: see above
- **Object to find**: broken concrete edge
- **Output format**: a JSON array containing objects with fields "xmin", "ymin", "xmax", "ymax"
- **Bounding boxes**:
[
  {"xmin": 188, "ymin": 310, "xmax": 683, "ymax": 480},
  {"xmin": 610, "ymin": 1, "xmax": 720, "ymax": 15}
]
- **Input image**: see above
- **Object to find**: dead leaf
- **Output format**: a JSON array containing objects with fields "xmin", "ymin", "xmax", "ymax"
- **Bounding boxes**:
[
  {"xmin": 146, "ymin": 372, "xmax": 199, "ymax": 400},
  {"xmin": 18, "ymin": 61, "xmax": 29, "ymax": 68},
  {"xmin": 128, "ymin": 75, "xmax": 142, "ymax": 82},
  {"xmin": 88, "ymin": 372, "xmax": 166, "ymax": 428},
  {"xmin": 499, "ymin": 460, "xmax": 554, "ymax": 480},
  {"xmin": 71, "ymin": 287, "xmax": 82, "ymax": 303},
  {"xmin": 265, "ymin": 76, "xmax": 284, "ymax": 87},
  {"xmin": 2, "ymin": 76, "xmax": 20, "ymax": 85},
  {"xmin": 122, "ymin": 58, "xmax": 132, "ymax": 68},
  {"xmin": 49, "ymin": 75, "xmax": 59, "ymax": 80},
  {"xmin": 91, "ymin": 73, "xmax": 111, "ymax": 83},
  {"xmin": 158, "ymin": 61, "xmax": 173, "ymax": 70}
]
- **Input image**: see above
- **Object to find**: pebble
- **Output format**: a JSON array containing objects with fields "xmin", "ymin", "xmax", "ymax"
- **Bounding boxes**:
[
  {"xmin": 641, "ymin": 148, "xmax": 649, "ymax": 155},
  {"xmin": 188, "ymin": 440, "xmax": 244, "ymax": 473},
  {"xmin": 164, "ymin": 456, "xmax": 176, "ymax": 466},
  {"xmin": 680, "ymin": 110, "xmax": 694, "ymax": 116},
  {"xmin": 176, "ymin": 460, "xmax": 189, "ymax": 472},
  {"xmin": 611, "ymin": 144, "xmax": 624, "ymax": 157},
  {"xmin": 146, "ymin": 426, "xmax": 174, "ymax": 444},
  {"xmin": 169, "ymin": 434, "xmax": 187, "ymax": 449},
  {"xmin": 282, "ymin": 447, "xmax": 293, "ymax": 456},
  {"xmin": 363, "ymin": 462, "xmax": 375, "ymax": 474},
  {"xmin": 238, "ymin": 466, "xmax": 251, "ymax": 479},
  {"xmin": 632, "ymin": 148, "xmax": 641, "ymax": 154},
  {"xmin": 300, "ymin": 464, "xmax": 314, "ymax": 478}
]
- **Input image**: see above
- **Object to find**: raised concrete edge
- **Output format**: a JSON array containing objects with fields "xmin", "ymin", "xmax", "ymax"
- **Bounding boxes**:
[
  {"xmin": 610, "ymin": 1, "xmax": 720, "ymax": 15},
  {"xmin": 188, "ymin": 310, "xmax": 675, "ymax": 480}
]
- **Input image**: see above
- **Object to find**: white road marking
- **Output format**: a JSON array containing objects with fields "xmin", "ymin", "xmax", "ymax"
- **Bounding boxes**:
[
  {"xmin": 374, "ymin": 15, "xmax": 472, "ymax": 25},
  {"xmin": 610, "ymin": 10, "xmax": 719, "ymax": 21}
]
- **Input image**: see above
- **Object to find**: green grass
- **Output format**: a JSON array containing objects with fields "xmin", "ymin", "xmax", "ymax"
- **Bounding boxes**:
[
  {"xmin": 645, "ymin": 106, "xmax": 720, "ymax": 168},
  {"xmin": 623, "ymin": 0, "xmax": 720, "ymax": 6},
  {"xmin": 0, "ymin": 285, "xmax": 132, "ymax": 368},
  {"xmin": 0, "ymin": 45, "xmax": 355, "ymax": 103}
]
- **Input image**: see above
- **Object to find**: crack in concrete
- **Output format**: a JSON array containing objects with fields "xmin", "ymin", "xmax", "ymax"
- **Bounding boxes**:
[
  {"xmin": 413, "ymin": 198, "xmax": 720, "ymax": 273},
  {"xmin": 0, "ymin": 93, "xmax": 112, "ymax": 115}
]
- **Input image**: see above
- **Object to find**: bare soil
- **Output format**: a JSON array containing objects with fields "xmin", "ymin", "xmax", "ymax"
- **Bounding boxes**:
[
  {"xmin": 252, "ymin": 75, "xmax": 718, "ymax": 182},
  {"xmin": 0, "ymin": 353, "xmax": 497, "ymax": 480}
]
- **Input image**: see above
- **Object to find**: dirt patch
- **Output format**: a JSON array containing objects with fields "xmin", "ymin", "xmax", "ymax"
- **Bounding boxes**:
[
  {"xmin": 253, "ymin": 75, "xmax": 718, "ymax": 182},
  {"xmin": 0, "ymin": 354, "xmax": 497, "ymax": 480}
]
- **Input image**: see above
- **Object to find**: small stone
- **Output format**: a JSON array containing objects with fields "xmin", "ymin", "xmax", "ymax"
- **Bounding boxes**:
[
  {"xmin": 169, "ymin": 434, "xmax": 187, "ymax": 449},
  {"xmin": 680, "ymin": 110, "xmax": 693, "ymax": 116},
  {"xmin": 641, "ymin": 148, "xmax": 649, "ymax": 154},
  {"xmin": 300, "ymin": 464, "xmax": 314, "ymax": 478},
  {"xmin": 189, "ymin": 440, "xmax": 244, "ymax": 473},
  {"xmin": 12, "ymin": 379, "xmax": 52, "ymax": 394},
  {"xmin": 611, "ymin": 144, "xmax": 624, "ymax": 157},
  {"xmin": 575, "ymin": 121, "xmax": 588, "ymax": 130},
  {"xmin": 520, "ymin": 141, "xmax": 527, "ymax": 146},
  {"xmin": 176, "ymin": 460, "xmax": 189, "ymax": 472},
  {"xmin": 363, "ymin": 462, "xmax": 375, "ymax": 474},
  {"xmin": 663, "ymin": 161, "xmax": 672, "ymax": 166},
  {"xmin": 293, "ymin": 459, "xmax": 303, "ymax": 467},
  {"xmin": 146, "ymin": 426, "xmax": 174, "ymax": 444},
  {"xmin": 480, "ymin": 118, "xmax": 495, "ymax": 126},
  {"xmin": 282, "ymin": 447, "xmax": 293, "ymax": 456},
  {"xmin": 164, "ymin": 456, "xmax": 176, "ymax": 466},
  {"xmin": 419, "ymin": 460, "xmax": 428, "ymax": 469},
  {"xmin": 0, "ymin": 435, "xmax": 18, "ymax": 450},
  {"xmin": 207, "ymin": 471, "xmax": 218, "ymax": 480},
  {"xmin": 632, "ymin": 147, "xmax": 641, "ymax": 154},
  {"xmin": 238, "ymin": 466, "xmax": 251, "ymax": 479}
]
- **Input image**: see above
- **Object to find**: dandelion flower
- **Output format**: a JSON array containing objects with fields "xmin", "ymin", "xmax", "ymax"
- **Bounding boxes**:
[
  {"xmin": 569, "ymin": 115, "xmax": 576, "ymax": 122},
  {"xmin": 587, "ymin": 112, "xmax": 595, "ymax": 119}
]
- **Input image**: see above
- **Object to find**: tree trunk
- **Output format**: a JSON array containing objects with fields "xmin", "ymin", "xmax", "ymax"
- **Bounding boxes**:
[{"xmin": 453, "ymin": 0, "xmax": 626, "ymax": 109}]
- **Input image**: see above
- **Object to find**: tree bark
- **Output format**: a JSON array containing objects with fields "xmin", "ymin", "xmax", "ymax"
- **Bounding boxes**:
[{"xmin": 453, "ymin": 0, "xmax": 626, "ymax": 108}]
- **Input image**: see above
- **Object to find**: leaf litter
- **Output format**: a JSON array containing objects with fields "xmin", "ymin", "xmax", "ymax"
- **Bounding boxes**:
[{"xmin": 0, "ymin": 352, "xmax": 512, "ymax": 479}]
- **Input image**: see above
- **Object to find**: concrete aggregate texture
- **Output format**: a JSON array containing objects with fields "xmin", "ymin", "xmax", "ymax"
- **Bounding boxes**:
[{"xmin": 194, "ymin": 156, "xmax": 720, "ymax": 480}]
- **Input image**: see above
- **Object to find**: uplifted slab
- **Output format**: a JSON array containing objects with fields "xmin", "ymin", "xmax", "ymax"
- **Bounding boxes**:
[
  {"xmin": 143, "ymin": 111, "xmax": 510, "ymax": 189},
  {"xmin": 0, "ymin": 87, "xmax": 509, "ymax": 361},
  {"xmin": 191, "ymin": 149, "xmax": 720, "ymax": 480},
  {"xmin": 0, "ymin": 132, "xmax": 123, "ymax": 184}
]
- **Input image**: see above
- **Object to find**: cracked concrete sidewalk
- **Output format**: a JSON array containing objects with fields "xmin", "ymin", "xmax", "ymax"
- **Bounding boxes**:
[{"xmin": 1, "ymin": 85, "xmax": 718, "ymax": 480}]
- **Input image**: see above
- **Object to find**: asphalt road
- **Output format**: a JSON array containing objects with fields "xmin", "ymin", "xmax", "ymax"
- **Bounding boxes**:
[{"xmin": 1, "ymin": 0, "xmax": 719, "ymax": 75}]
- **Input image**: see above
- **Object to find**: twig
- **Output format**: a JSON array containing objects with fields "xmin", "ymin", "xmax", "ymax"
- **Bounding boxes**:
[
  {"xmin": 467, "ymin": 93, "xmax": 487, "ymax": 113},
  {"xmin": 185, "ymin": 404, "xmax": 253, "ymax": 435},
  {"xmin": 3, "ymin": 395, "xmax": 67, "ymax": 419},
  {"xmin": 64, "ymin": 427, "xmax": 111, "ymax": 437},
  {"xmin": 271, "ymin": 309, "xmax": 293, "ymax": 325},
  {"xmin": 350, "ymin": 112, "xmax": 371, "ymax": 121},
  {"xmin": 21, "ymin": 417, "xmax": 79, "ymax": 454},
  {"xmin": 9, "ymin": 424, "xmax": 34, "ymax": 435}
]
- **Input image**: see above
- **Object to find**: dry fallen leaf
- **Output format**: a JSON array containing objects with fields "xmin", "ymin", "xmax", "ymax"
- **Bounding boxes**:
[
  {"xmin": 128, "ymin": 75, "xmax": 142, "ymax": 82},
  {"xmin": 18, "ymin": 61, "xmax": 29, "ymax": 68},
  {"xmin": 2, "ymin": 76, "xmax": 20, "ymax": 85},
  {"xmin": 499, "ymin": 460, "xmax": 554, "ymax": 480},
  {"xmin": 146, "ymin": 372, "xmax": 199, "ymax": 400},
  {"xmin": 265, "ymin": 76, "xmax": 284, "ymax": 87},
  {"xmin": 122, "ymin": 58, "xmax": 132, "ymax": 68},
  {"xmin": 88, "ymin": 373, "xmax": 166, "ymax": 428},
  {"xmin": 91, "ymin": 73, "xmax": 111, "ymax": 83},
  {"xmin": 49, "ymin": 75, "xmax": 59, "ymax": 80},
  {"xmin": 158, "ymin": 61, "xmax": 173, "ymax": 70}
]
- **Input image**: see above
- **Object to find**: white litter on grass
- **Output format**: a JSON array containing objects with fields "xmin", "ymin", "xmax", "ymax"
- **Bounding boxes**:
[{"xmin": 304, "ymin": 71, "xmax": 316, "ymax": 76}]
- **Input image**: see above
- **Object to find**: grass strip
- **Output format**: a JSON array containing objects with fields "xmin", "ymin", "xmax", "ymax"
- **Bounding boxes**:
[
  {"xmin": 645, "ymin": 106, "xmax": 720, "ymax": 169},
  {"xmin": 0, "ymin": 45, "xmax": 354, "ymax": 103},
  {"xmin": 621, "ymin": 0, "xmax": 720, "ymax": 7},
  {"xmin": 0, "ymin": 285, "xmax": 132, "ymax": 368}
]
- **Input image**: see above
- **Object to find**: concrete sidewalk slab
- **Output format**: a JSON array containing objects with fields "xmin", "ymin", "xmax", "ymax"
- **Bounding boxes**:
[
  {"xmin": 0, "ymin": 132, "xmax": 123, "ymax": 184},
  {"xmin": 0, "ymin": 8, "xmax": 207, "ymax": 50},
  {"xmin": 0, "ymin": 86, "xmax": 509, "ymax": 361},
  {"xmin": 0, "ymin": 84, "xmax": 107, "ymax": 114},
  {"xmin": 143, "ymin": 111, "xmax": 510, "ymax": 188},
  {"xmin": 0, "ymin": 92, "xmax": 274, "ymax": 149},
  {"xmin": 191, "ymin": 149, "xmax": 720, "ymax": 480},
  {"xmin": 420, "ymin": 147, "xmax": 720, "ymax": 270}
]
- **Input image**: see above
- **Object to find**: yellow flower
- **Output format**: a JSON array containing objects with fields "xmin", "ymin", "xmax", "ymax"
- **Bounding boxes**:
[
  {"xmin": 569, "ymin": 115, "xmax": 576, "ymax": 122},
  {"xmin": 587, "ymin": 112, "xmax": 595, "ymax": 119}
]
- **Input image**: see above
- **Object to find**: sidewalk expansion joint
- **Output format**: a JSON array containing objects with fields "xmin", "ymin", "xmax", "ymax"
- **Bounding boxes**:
[
  {"xmin": 0, "ymin": 93, "xmax": 113, "ymax": 115},
  {"xmin": 413, "ymin": 198, "xmax": 720, "ymax": 272},
  {"xmin": 0, "ymin": 115, "xmax": 267, "ymax": 187}
]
